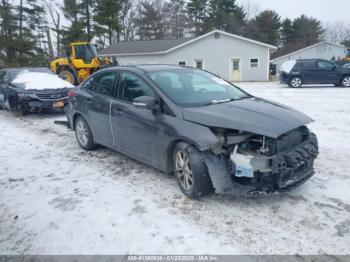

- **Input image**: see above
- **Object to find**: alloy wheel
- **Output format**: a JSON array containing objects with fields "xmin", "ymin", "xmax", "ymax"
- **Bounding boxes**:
[
  {"xmin": 291, "ymin": 77, "xmax": 302, "ymax": 88},
  {"xmin": 342, "ymin": 76, "xmax": 350, "ymax": 87},
  {"xmin": 76, "ymin": 119, "xmax": 89, "ymax": 146},
  {"xmin": 175, "ymin": 150, "xmax": 193, "ymax": 191}
]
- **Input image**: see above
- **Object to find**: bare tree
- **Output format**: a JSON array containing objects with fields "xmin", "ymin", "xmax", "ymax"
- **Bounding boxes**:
[
  {"xmin": 120, "ymin": 0, "xmax": 137, "ymax": 41},
  {"xmin": 324, "ymin": 21, "xmax": 350, "ymax": 44},
  {"xmin": 44, "ymin": 0, "xmax": 62, "ymax": 56},
  {"xmin": 241, "ymin": 0, "xmax": 261, "ymax": 21}
]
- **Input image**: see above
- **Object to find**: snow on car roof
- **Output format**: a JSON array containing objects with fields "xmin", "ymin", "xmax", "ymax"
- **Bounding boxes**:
[{"xmin": 11, "ymin": 70, "xmax": 74, "ymax": 90}]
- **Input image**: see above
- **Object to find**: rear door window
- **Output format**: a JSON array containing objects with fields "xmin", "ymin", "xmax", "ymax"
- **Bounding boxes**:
[{"xmin": 299, "ymin": 60, "xmax": 316, "ymax": 69}]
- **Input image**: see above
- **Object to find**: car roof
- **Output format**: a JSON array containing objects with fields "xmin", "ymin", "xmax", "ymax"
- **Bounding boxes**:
[
  {"xmin": 103, "ymin": 64, "xmax": 187, "ymax": 73},
  {"xmin": 296, "ymin": 59, "xmax": 331, "ymax": 62}
]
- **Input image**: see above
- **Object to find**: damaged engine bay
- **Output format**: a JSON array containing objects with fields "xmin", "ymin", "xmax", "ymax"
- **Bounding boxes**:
[{"xmin": 205, "ymin": 126, "xmax": 319, "ymax": 196}]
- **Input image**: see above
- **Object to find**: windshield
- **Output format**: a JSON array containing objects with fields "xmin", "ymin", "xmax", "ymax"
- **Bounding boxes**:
[
  {"xmin": 74, "ymin": 44, "xmax": 97, "ymax": 63},
  {"xmin": 148, "ymin": 69, "xmax": 250, "ymax": 107}
]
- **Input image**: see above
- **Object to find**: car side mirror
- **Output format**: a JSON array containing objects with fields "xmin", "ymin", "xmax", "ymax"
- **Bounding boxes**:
[{"xmin": 132, "ymin": 96, "xmax": 157, "ymax": 109}]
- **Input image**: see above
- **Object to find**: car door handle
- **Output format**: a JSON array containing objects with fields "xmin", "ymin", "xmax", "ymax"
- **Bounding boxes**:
[{"xmin": 112, "ymin": 108, "xmax": 123, "ymax": 115}]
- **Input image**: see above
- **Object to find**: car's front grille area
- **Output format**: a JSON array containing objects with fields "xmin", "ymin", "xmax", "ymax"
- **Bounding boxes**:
[{"xmin": 35, "ymin": 91, "xmax": 69, "ymax": 100}]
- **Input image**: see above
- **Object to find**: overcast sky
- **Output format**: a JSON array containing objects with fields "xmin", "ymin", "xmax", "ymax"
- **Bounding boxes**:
[{"xmin": 237, "ymin": 0, "xmax": 350, "ymax": 24}]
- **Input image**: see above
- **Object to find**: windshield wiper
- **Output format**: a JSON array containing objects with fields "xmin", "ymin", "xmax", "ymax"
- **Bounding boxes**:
[
  {"xmin": 211, "ymin": 99, "xmax": 231, "ymax": 104},
  {"xmin": 211, "ymin": 96, "xmax": 252, "ymax": 104},
  {"xmin": 232, "ymin": 95, "xmax": 252, "ymax": 100}
]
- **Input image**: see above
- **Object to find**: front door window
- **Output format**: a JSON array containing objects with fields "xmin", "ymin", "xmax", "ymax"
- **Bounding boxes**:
[{"xmin": 118, "ymin": 72, "xmax": 155, "ymax": 102}]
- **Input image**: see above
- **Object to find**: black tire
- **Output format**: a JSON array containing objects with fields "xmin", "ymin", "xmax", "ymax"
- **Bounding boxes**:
[
  {"xmin": 173, "ymin": 142, "xmax": 213, "ymax": 199},
  {"xmin": 74, "ymin": 116, "xmax": 96, "ymax": 150},
  {"xmin": 18, "ymin": 103, "xmax": 30, "ymax": 116},
  {"xmin": 289, "ymin": 76, "xmax": 303, "ymax": 88},
  {"xmin": 340, "ymin": 75, "xmax": 350, "ymax": 87},
  {"xmin": 58, "ymin": 68, "xmax": 77, "ymax": 85}
]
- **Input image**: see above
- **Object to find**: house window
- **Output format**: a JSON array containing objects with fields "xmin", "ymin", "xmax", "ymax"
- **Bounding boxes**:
[
  {"xmin": 194, "ymin": 59, "xmax": 203, "ymax": 69},
  {"xmin": 179, "ymin": 61, "xmax": 186, "ymax": 66},
  {"xmin": 250, "ymin": 58, "xmax": 259, "ymax": 68},
  {"xmin": 232, "ymin": 60, "xmax": 240, "ymax": 70}
]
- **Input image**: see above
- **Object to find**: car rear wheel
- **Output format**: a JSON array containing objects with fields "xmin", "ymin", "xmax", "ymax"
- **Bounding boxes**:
[
  {"xmin": 341, "ymin": 76, "xmax": 350, "ymax": 87},
  {"xmin": 289, "ymin": 76, "xmax": 303, "ymax": 88},
  {"xmin": 173, "ymin": 142, "xmax": 213, "ymax": 199},
  {"xmin": 75, "ymin": 116, "xmax": 96, "ymax": 150}
]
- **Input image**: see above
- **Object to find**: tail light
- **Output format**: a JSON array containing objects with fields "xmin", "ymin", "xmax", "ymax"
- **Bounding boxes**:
[{"xmin": 68, "ymin": 91, "xmax": 74, "ymax": 97}]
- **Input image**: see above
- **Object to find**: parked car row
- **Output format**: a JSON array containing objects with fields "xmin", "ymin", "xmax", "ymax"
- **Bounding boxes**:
[
  {"xmin": 0, "ymin": 65, "xmax": 319, "ymax": 198},
  {"xmin": 0, "ymin": 67, "xmax": 74, "ymax": 115},
  {"xmin": 280, "ymin": 59, "xmax": 350, "ymax": 88}
]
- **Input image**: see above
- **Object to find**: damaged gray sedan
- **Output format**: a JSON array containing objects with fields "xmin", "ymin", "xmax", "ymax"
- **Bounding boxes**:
[{"xmin": 66, "ymin": 65, "xmax": 318, "ymax": 198}]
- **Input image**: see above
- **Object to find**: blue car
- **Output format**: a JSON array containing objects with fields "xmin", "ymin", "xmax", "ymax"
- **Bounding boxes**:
[{"xmin": 280, "ymin": 59, "xmax": 350, "ymax": 88}]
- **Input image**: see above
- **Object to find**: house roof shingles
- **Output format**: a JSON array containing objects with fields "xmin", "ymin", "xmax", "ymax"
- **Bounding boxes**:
[{"xmin": 99, "ymin": 38, "xmax": 193, "ymax": 56}]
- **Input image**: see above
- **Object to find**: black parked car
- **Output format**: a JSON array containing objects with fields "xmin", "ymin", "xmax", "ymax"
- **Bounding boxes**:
[
  {"xmin": 0, "ymin": 67, "xmax": 73, "ymax": 115},
  {"xmin": 66, "ymin": 65, "xmax": 318, "ymax": 198},
  {"xmin": 280, "ymin": 59, "xmax": 350, "ymax": 88}
]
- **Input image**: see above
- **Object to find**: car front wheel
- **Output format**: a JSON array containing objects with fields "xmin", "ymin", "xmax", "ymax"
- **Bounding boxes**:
[
  {"xmin": 173, "ymin": 142, "xmax": 213, "ymax": 199},
  {"xmin": 74, "ymin": 116, "xmax": 96, "ymax": 150},
  {"xmin": 289, "ymin": 76, "xmax": 303, "ymax": 88},
  {"xmin": 341, "ymin": 76, "xmax": 350, "ymax": 87}
]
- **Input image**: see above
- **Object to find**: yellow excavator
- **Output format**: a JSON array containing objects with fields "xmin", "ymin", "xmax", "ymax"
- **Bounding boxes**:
[{"xmin": 50, "ymin": 42, "xmax": 111, "ymax": 85}]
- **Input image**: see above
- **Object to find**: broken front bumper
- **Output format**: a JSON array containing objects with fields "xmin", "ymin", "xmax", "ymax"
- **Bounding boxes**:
[{"xmin": 205, "ymin": 133, "xmax": 318, "ymax": 196}]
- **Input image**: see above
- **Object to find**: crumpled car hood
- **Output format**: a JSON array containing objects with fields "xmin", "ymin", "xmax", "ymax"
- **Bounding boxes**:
[{"xmin": 182, "ymin": 97, "xmax": 313, "ymax": 138}]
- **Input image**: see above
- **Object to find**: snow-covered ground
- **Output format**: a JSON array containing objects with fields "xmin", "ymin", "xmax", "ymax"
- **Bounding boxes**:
[{"xmin": 1, "ymin": 82, "xmax": 350, "ymax": 255}]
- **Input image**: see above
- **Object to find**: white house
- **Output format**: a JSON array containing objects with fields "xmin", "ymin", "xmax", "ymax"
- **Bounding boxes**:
[
  {"xmin": 99, "ymin": 30, "xmax": 277, "ymax": 82},
  {"xmin": 272, "ymin": 41, "xmax": 347, "ymax": 72}
]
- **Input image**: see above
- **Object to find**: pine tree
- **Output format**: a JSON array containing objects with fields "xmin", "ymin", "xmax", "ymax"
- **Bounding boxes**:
[
  {"xmin": 0, "ymin": 0, "xmax": 17, "ymax": 64},
  {"xmin": 186, "ymin": 0, "xmax": 210, "ymax": 36},
  {"xmin": 292, "ymin": 15, "xmax": 324, "ymax": 47},
  {"xmin": 245, "ymin": 10, "xmax": 281, "ymax": 46},
  {"xmin": 80, "ymin": 0, "xmax": 95, "ymax": 42},
  {"xmin": 62, "ymin": 0, "xmax": 95, "ymax": 45},
  {"xmin": 208, "ymin": 0, "xmax": 246, "ymax": 34},
  {"xmin": 273, "ymin": 15, "xmax": 324, "ymax": 58},
  {"xmin": 281, "ymin": 18, "xmax": 294, "ymax": 44},
  {"xmin": 94, "ymin": 0, "xmax": 122, "ymax": 45}
]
